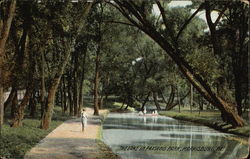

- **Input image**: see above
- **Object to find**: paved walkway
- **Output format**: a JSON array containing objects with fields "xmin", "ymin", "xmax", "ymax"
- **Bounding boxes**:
[{"xmin": 24, "ymin": 108, "xmax": 115, "ymax": 159}]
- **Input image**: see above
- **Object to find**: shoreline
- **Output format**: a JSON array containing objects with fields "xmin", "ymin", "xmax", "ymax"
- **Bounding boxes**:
[{"xmin": 159, "ymin": 111, "xmax": 249, "ymax": 139}]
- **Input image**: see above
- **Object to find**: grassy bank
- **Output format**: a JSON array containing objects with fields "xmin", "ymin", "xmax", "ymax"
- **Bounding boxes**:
[
  {"xmin": 0, "ymin": 106, "xmax": 71, "ymax": 159},
  {"xmin": 94, "ymin": 101, "xmax": 133, "ymax": 159},
  {"xmin": 160, "ymin": 110, "xmax": 250, "ymax": 137},
  {"xmin": 96, "ymin": 109, "xmax": 121, "ymax": 159}
]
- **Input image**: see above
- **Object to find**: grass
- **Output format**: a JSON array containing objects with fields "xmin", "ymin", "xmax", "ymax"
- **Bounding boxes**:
[
  {"xmin": 96, "ymin": 140, "xmax": 121, "ymax": 159},
  {"xmin": 0, "ymin": 106, "xmax": 71, "ymax": 159},
  {"xmin": 160, "ymin": 109, "xmax": 250, "ymax": 137},
  {"xmin": 96, "ymin": 109, "xmax": 121, "ymax": 159},
  {"xmin": 0, "ymin": 98, "xmax": 122, "ymax": 159}
]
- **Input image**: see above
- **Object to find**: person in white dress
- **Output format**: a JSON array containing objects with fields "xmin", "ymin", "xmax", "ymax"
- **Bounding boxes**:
[
  {"xmin": 80, "ymin": 109, "xmax": 87, "ymax": 132},
  {"xmin": 143, "ymin": 107, "xmax": 147, "ymax": 114}
]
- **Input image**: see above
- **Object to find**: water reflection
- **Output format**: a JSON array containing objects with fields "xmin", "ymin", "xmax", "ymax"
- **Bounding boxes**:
[{"xmin": 102, "ymin": 113, "xmax": 248, "ymax": 159}]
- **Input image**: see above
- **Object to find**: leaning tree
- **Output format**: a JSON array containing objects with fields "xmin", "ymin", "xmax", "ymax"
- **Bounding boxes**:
[{"xmin": 107, "ymin": 0, "xmax": 246, "ymax": 127}]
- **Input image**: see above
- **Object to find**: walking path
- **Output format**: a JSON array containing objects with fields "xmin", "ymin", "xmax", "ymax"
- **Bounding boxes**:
[{"xmin": 24, "ymin": 108, "xmax": 117, "ymax": 159}]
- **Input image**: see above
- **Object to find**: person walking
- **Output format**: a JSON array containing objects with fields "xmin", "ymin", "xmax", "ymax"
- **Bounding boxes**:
[
  {"xmin": 143, "ymin": 106, "xmax": 147, "ymax": 114},
  {"xmin": 80, "ymin": 109, "xmax": 87, "ymax": 132}
]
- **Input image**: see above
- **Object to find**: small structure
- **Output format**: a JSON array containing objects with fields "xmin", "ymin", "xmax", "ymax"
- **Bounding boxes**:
[{"xmin": 138, "ymin": 111, "xmax": 143, "ymax": 116}]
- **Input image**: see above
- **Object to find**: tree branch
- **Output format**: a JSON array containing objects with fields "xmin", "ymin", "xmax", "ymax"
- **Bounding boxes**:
[
  {"xmin": 155, "ymin": 0, "xmax": 175, "ymax": 43},
  {"xmin": 205, "ymin": 2, "xmax": 215, "ymax": 32},
  {"xmin": 103, "ymin": 20, "xmax": 136, "ymax": 27},
  {"xmin": 176, "ymin": 3, "xmax": 204, "ymax": 40},
  {"xmin": 214, "ymin": 7, "xmax": 227, "ymax": 26},
  {"xmin": 155, "ymin": 0, "xmax": 168, "ymax": 29},
  {"xmin": 108, "ymin": 0, "xmax": 142, "ymax": 28}
]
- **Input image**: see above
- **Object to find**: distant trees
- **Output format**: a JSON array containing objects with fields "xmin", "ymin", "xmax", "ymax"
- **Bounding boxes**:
[{"xmin": 1, "ymin": 0, "xmax": 93, "ymax": 130}]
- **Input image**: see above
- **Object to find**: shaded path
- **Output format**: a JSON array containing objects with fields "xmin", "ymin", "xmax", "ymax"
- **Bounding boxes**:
[{"xmin": 24, "ymin": 108, "xmax": 111, "ymax": 159}]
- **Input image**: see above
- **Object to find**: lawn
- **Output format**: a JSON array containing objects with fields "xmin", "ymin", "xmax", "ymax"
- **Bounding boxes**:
[
  {"xmin": 160, "ymin": 108, "xmax": 250, "ymax": 137},
  {"xmin": 0, "ymin": 106, "xmax": 71, "ymax": 159}
]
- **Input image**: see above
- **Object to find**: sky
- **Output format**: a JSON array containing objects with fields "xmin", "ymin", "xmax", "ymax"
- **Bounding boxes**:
[
  {"xmin": 153, "ymin": 1, "xmax": 219, "ymax": 24},
  {"xmin": 168, "ymin": 1, "xmax": 192, "ymax": 7}
]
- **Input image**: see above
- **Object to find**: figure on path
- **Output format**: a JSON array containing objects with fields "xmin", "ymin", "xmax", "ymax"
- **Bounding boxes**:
[
  {"xmin": 143, "ymin": 107, "xmax": 147, "ymax": 114},
  {"xmin": 80, "ymin": 109, "xmax": 87, "ymax": 132}
]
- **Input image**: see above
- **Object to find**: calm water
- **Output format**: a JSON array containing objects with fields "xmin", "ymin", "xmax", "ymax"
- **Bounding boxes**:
[{"xmin": 102, "ymin": 113, "xmax": 248, "ymax": 159}]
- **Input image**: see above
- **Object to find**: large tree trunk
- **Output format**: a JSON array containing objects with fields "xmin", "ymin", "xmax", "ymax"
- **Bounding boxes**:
[
  {"xmin": 93, "ymin": 44, "xmax": 100, "ymax": 115},
  {"xmin": 11, "ymin": 31, "xmax": 34, "ymax": 127},
  {"xmin": 0, "ymin": 87, "xmax": 3, "ymax": 129},
  {"xmin": 73, "ymin": 52, "xmax": 79, "ymax": 116},
  {"xmin": 0, "ymin": 0, "xmax": 16, "ymax": 129},
  {"xmin": 113, "ymin": 1, "xmax": 244, "ymax": 127},
  {"xmin": 40, "ymin": 2, "xmax": 92, "ymax": 130},
  {"xmin": 40, "ymin": 48, "xmax": 72, "ymax": 130},
  {"xmin": 59, "ymin": 83, "xmax": 64, "ymax": 113},
  {"xmin": 29, "ymin": 91, "xmax": 37, "ymax": 118},
  {"xmin": 11, "ymin": 83, "xmax": 34, "ymax": 127},
  {"xmin": 230, "ymin": 5, "xmax": 248, "ymax": 116},
  {"xmin": 67, "ymin": 72, "xmax": 74, "ymax": 116},
  {"xmin": 10, "ymin": 89, "xmax": 18, "ymax": 118},
  {"xmin": 40, "ymin": 51, "xmax": 46, "ymax": 118},
  {"xmin": 62, "ymin": 75, "xmax": 68, "ymax": 114},
  {"xmin": 78, "ymin": 50, "xmax": 87, "ymax": 115}
]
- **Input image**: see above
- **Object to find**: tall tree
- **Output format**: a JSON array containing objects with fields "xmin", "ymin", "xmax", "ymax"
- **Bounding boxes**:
[
  {"xmin": 40, "ymin": 1, "xmax": 92, "ymax": 130},
  {"xmin": 0, "ymin": 0, "xmax": 16, "ymax": 131},
  {"xmin": 9, "ymin": 2, "xmax": 35, "ymax": 127},
  {"xmin": 204, "ymin": 1, "xmax": 249, "ymax": 116}
]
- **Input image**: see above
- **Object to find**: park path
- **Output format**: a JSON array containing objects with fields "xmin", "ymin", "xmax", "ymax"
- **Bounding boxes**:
[{"xmin": 24, "ymin": 108, "xmax": 109, "ymax": 159}]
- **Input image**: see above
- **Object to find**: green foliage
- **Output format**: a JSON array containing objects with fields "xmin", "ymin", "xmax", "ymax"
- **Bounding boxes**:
[
  {"xmin": 0, "ymin": 119, "xmax": 63, "ymax": 159},
  {"xmin": 132, "ymin": 100, "xmax": 142, "ymax": 109},
  {"xmin": 186, "ymin": 47, "xmax": 220, "ymax": 83},
  {"xmin": 1, "ymin": 1, "xmax": 248, "ymax": 153}
]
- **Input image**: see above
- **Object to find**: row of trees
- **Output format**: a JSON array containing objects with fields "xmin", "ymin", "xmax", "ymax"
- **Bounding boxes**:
[
  {"xmin": 0, "ymin": 0, "xmax": 248, "ymax": 131},
  {"xmin": 0, "ymin": 0, "xmax": 94, "ymax": 130}
]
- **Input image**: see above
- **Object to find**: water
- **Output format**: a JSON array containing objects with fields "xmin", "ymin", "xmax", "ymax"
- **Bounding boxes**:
[{"xmin": 102, "ymin": 113, "xmax": 248, "ymax": 159}]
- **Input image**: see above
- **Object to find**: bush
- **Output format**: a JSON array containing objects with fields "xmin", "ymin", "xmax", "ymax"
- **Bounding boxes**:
[{"xmin": 0, "ymin": 118, "xmax": 65, "ymax": 159}]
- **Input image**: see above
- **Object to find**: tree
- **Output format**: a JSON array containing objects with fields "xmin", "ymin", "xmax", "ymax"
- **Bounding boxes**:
[
  {"xmin": 204, "ymin": 1, "xmax": 249, "ymax": 116},
  {"xmin": 40, "ymin": 1, "xmax": 92, "ymax": 130},
  {"xmin": 110, "ymin": 0, "xmax": 244, "ymax": 127},
  {"xmin": 0, "ymin": 0, "xmax": 16, "ymax": 131},
  {"xmin": 9, "ymin": 2, "xmax": 36, "ymax": 127}
]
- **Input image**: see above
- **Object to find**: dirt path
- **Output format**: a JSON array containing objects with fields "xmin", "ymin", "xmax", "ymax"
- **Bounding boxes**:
[{"xmin": 24, "ymin": 108, "xmax": 115, "ymax": 159}]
